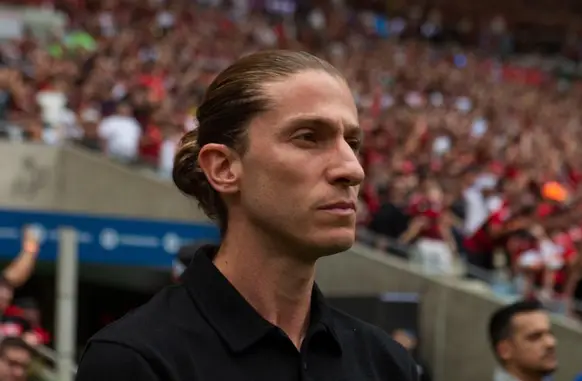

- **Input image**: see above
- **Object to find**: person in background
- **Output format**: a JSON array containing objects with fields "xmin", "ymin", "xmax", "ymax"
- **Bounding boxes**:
[
  {"xmin": 489, "ymin": 300, "xmax": 557, "ymax": 381},
  {"xmin": 464, "ymin": 178, "xmax": 532, "ymax": 275},
  {"xmin": 461, "ymin": 166, "xmax": 491, "ymax": 237},
  {"xmin": 0, "ymin": 227, "xmax": 40, "ymax": 324},
  {"xmin": 0, "ymin": 228, "xmax": 40, "ymax": 341},
  {"xmin": 2, "ymin": 228, "xmax": 40, "ymax": 290},
  {"xmin": 400, "ymin": 180, "xmax": 458, "ymax": 275},
  {"xmin": 97, "ymin": 102, "xmax": 142, "ymax": 164},
  {"xmin": 0, "ymin": 337, "xmax": 33, "ymax": 381},
  {"xmin": 564, "ymin": 239, "xmax": 582, "ymax": 318},
  {"xmin": 4, "ymin": 299, "xmax": 49, "ymax": 347},
  {"xmin": 0, "ymin": 279, "xmax": 15, "ymax": 332},
  {"xmin": 75, "ymin": 108, "xmax": 102, "ymax": 152},
  {"xmin": 368, "ymin": 176, "xmax": 411, "ymax": 250},
  {"xmin": 391, "ymin": 329, "xmax": 432, "ymax": 381}
]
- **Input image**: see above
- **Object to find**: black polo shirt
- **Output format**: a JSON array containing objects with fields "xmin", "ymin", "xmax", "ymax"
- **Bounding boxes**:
[{"xmin": 76, "ymin": 246, "xmax": 418, "ymax": 381}]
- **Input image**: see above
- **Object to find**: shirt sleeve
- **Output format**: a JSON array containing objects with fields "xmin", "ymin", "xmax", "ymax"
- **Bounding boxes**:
[{"xmin": 76, "ymin": 341, "xmax": 160, "ymax": 381}]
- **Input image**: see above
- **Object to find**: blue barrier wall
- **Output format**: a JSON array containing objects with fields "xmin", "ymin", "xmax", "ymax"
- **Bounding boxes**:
[{"xmin": 0, "ymin": 209, "xmax": 219, "ymax": 268}]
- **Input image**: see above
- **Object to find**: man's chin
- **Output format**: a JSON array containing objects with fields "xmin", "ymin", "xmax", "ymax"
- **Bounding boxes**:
[
  {"xmin": 539, "ymin": 366, "xmax": 557, "ymax": 377},
  {"xmin": 312, "ymin": 233, "xmax": 355, "ymax": 257}
]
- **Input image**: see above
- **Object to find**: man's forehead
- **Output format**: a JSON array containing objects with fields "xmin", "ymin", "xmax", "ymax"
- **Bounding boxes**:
[
  {"xmin": 259, "ymin": 71, "xmax": 358, "ymax": 126},
  {"xmin": 512, "ymin": 311, "xmax": 550, "ymax": 333}
]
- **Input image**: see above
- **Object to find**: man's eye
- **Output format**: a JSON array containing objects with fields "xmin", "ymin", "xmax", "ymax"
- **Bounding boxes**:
[
  {"xmin": 295, "ymin": 132, "xmax": 317, "ymax": 142},
  {"xmin": 348, "ymin": 139, "xmax": 362, "ymax": 151}
]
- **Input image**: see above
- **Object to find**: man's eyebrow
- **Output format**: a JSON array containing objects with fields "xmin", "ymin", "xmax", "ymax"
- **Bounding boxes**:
[
  {"xmin": 284, "ymin": 115, "xmax": 361, "ymax": 135},
  {"xmin": 345, "ymin": 124, "xmax": 364, "ymax": 140}
]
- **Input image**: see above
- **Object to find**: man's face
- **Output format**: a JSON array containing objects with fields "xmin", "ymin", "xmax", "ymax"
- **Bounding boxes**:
[
  {"xmin": 0, "ymin": 347, "xmax": 31, "ymax": 381},
  {"xmin": 392, "ymin": 330, "xmax": 417, "ymax": 352},
  {"xmin": 117, "ymin": 104, "xmax": 132, "ymax": 116},
  {"xmin": 503, "ymin": 311, "xmax": 557, "ymax": 376},
  {"xmin": 236, "ymin": 70, "xmax": 364, "ymax": 258}
]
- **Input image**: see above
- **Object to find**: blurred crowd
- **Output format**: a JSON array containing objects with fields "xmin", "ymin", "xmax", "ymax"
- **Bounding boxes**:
[
  {"xmin": 0, "ymin": 228, "xmax": 49, "ymax": 381},
  {"xmin": 2, "ymin": 0, "xmax": 582, "ymax": 323}
]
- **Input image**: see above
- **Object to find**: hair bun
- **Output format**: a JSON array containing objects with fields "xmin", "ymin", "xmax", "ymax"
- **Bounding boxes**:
[{"xmin": 172, "ymin": 129, "xmax": 205, "ymax": 198}]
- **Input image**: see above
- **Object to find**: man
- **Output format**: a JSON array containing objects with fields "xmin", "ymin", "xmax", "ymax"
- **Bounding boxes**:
[
  {"xmin": 76, "ymin": 50, "xmax": 418, "ymax": 381},
  {"xmin": 464, "ymin": 177, "xmax": 533, "ymax": 273},
  {"xmin": 489, "ymin": 300, "xmax": 557, "ymax": 381},
  {"xmin": 0, "ymin": 226, "xmax": 41, "ymax": 339},
  {"xmin": 97, "ymin": 102, "xmax": 142, "ymax": 163},
  {"xmin": 368, "ymin": 176, "xmax": 410, "ymax": 245},
  {"xmin": 0, "ymin": 337, "xmax": 33, "ymax": 381},
  {"xmin": 564, "ymin": 237, "xmax": 582, "ymax": 318},
  {"xmin": 400, "ymin": 180, "xmax": 458, "ymax": 275}
]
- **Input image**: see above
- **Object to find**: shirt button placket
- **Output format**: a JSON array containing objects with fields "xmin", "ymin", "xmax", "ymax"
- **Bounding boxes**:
[{"xmin": 300, "ymin": 359, "xmax": 309, "ymax": 381}]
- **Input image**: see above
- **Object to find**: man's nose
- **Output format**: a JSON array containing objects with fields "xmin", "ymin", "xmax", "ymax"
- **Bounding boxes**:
[
  {"xmin": 546, "ymin": 334, "xmax": 557, "ymax": 348},
  {"xmin": 327, "ymin": 140, "xmax": 365, "ymax": 187}
]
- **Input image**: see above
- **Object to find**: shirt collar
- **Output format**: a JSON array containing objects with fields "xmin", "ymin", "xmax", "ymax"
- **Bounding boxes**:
[
  {"xmin": 493, "ymin": 368, "xmax": 521, "ymax": 381},
  {"xmin": 182, "ymin": 245, "xmax": 342, "ymax": 355}
]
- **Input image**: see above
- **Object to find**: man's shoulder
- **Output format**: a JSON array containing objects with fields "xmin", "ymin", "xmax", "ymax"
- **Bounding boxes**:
[
  {"xmin": 89, "ymin": 285, "xmax": 191, "ymax": 351},
  {"xmin": 78, "ymin": 285, "xmax": 208, "ymax": 381},
  {"xmin": 328, "ymin": 307, "xmax": 418, "ymax": 380},
  {"xmin": 78, "ymin": 338, "xmax": 162, "ymax": 381}
]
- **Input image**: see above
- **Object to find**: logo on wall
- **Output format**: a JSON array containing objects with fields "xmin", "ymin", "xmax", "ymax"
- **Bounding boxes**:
[
  {"xmin": 10, "ymin": 156, "xmax": 51, "ymax": 201},
  {"xmin": 162, "ymin": 233, "xmax": 181, "ymax": 254},
  {"xmin": 99, "ymin": 229, "xmax": 120, "ymax": 251}
]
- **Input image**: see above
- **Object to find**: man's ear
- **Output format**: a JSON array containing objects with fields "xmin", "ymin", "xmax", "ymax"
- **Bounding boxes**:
[
  {"xmin": 497, "ymin": 340, "xmax": 513, "ymax": 362},
  {"xmin": 197, "ymin": 143, "xmax": 241, "ymax": 194}
]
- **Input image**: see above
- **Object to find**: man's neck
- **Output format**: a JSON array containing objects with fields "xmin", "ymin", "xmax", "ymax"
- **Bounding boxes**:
[{"xmin": 215, "ymin": 223, "xmax": 316, "ymax": 349}]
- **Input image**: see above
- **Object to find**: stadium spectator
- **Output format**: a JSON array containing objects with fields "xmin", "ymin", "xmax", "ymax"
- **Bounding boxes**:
[
  {"xmin": 0, "ymin": 337, "xmax": 33, "ymax": 381},
  {"xmin": 564, "ymin": 240, "xmax": 582, "ymax": 318},
  {"xmin": 392, "ymin": 329, "xmax": 432, "ymax": 381},
  {"xmin": 1, "ymin": 228, "xmax": 39, "ymax": 290},
  {"xmin": 4, "ymin": 299, "xmax": 50, "ymax": 347},
  {"xmin": 400, "ymin": 179, "xmax": 458, "ymax": 275},
  {"xmin": 0, "ymin": 280, "xmax": 14, "ymax": 332},
  {"xmin": 0, "ymin": 227, "xmax": 40, "ymax": 350},
  {"xmin": 489, "ymin": 300, "xmax": 557, "ymax": 381},
  {"xmin": 97, "ymin": 102, "xmax": 142, "ymax": 163}
]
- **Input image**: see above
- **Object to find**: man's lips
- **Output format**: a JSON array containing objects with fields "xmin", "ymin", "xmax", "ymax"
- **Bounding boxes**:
[{"xmin": 318, "ymin": 201, "xmax": 356, "ymax": 211}]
